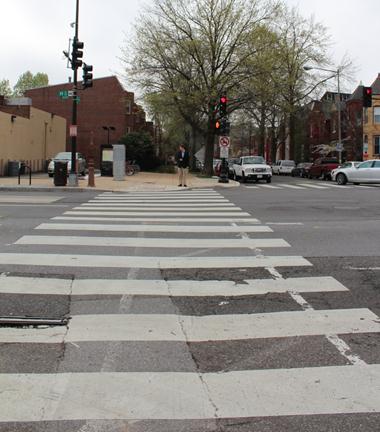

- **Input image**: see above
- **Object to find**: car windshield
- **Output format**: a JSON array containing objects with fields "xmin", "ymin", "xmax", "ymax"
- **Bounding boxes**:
[
  {"xmin": 282, "ymin": 161, "xmax": 295, "ymax": 166},
  {"xmin": 243, "ymin": 157, "xmax": 265, "ymax": 164},
  {"xmin": 54, "ymin": 152, "xmax": 80, "ymax": 160}
]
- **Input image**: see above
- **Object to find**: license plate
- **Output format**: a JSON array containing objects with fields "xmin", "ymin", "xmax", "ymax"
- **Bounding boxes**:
[{"xmin": 257, "ymin": 175, "xmax": 263, "ymax": 178}]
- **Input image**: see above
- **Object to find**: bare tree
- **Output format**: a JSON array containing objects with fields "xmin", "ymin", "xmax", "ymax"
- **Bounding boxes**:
[{"xmin": 124, "ymin": 0, "xmax": 279, "ymax": 175}]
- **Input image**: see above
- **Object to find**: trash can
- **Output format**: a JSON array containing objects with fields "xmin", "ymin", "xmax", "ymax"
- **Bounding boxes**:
[
  {"xmin": 8, "ymin": 160, "xmax": 20, "ymax": 177},
  {"xmin": 54, "ymin": 161, "xmax": 68, "ymax": 186}
]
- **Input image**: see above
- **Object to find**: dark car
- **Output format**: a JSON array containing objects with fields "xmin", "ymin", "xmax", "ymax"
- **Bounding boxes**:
[{"xmin": 291, "ymin": 162, "xmax": 313, "ymax": 178}]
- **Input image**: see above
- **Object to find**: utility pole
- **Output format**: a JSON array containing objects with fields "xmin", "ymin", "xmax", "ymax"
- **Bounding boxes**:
[{"xmin": 69, "ymin": 0, "xmax": 80, "ymax": 187}]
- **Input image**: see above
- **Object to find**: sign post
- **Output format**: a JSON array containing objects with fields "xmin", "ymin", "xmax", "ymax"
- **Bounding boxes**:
[{"xmin": 219, "ymin": 136, "xmax": 230, "ymax": 183}]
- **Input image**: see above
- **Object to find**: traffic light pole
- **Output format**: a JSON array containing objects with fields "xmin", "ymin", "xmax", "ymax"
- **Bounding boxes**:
[{"xmin": 68, "ymin": 0, "xmax": 79, "ymax": 187}]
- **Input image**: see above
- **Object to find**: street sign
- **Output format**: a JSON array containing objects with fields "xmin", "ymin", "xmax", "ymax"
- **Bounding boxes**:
[
  {"xmin": 69, "ymin": 125, "xmax": 77, "ymax": 137},
  {"xmin": 219, "ymin": 136, "xmax": 230, "ymax": 147},
  {"xmin": 58, "ymin": 90, "xmax": 74, "ymax": 99},
  {"xmin": 58, "ymin": 90, "xmax": 69, "ymax": 99},
  {"xmin": 220, "ymin": 146, "xmax": 229, "ymax": 159},
  {"xmin": 336, "ymin": 142, "xmax": 343, "ymax": 152}
]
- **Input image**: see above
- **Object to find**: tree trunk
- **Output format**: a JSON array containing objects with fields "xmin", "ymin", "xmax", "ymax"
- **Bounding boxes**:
[
  {"xmin": 190, "ymin": 125, "xmax": 198, "ymax": 170},
  {"xmin": 204, "ymin": 124, "xmax": 215, "ymax": 176},
  {"xmin": 288, "ymin": 111, "xmax": 296, "ymax": 160},
  {"xmin": 204, "ymin": 109, "xmax": 216, "ymax": 176},
  {"xmin": 258, "ymin": 105, "xmax": 266, "ymax": 156}
]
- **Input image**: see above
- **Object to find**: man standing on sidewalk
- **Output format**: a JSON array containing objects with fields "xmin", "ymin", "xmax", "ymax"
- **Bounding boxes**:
[{"xmin": 175, "ymin": 145, "xmax": 190, "ymax": 187}]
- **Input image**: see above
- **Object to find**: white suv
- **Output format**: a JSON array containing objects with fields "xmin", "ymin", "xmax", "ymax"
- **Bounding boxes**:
[
  {"xmin": 272, "ymin": 160, "xmax": 296, "ymax": 175},
  {"xmin": 48, "ymin": 152, "xmax": 87, "ymax": 177}
]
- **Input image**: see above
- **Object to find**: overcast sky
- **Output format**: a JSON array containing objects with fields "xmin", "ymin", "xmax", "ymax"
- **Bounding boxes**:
[{"xmin": 1, "ymin": 0, "xmax": 379, "ymax": 93}]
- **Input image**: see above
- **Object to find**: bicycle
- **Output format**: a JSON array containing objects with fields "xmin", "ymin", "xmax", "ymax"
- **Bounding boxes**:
[{"xmin": 125, "ymin": 160, "xmax": 140, "ymax": 176}]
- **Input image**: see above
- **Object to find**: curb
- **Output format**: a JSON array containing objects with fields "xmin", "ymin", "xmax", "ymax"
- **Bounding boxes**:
[{"xmin": 0, "ymin": 180, "xmax": 240, "ymax": 193}]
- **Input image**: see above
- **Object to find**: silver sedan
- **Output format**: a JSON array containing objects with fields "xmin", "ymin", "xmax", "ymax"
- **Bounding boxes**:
[{"xmin": 334, "ymin": 160, "xmax": 380, "ymax": 185}]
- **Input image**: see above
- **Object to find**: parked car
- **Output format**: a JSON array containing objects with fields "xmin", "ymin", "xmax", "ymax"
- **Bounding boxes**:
[
  {"xmin": 228, "ymin": 157, "xmax": 240, "ymax": 178},
  {"xmin": 331, "ymin": 161, "xmax": 361, "ymax": 182},
  {"xmin": 308, "ymin": 158, "xmax": 339, "ymax": 180},
  {"xmin": 272, "ymin": 160, "xmax": 296, "ymax": 175},
  {"xmin": 291, "ymin": 162, "xmax": 313, "ymax": 178},
  {"xmin": 232, "ymin": 156, "xmax": 272, "ymax": 183},
  {"xmin": 48, "ymin": 152, "xmax": 86, "ymax": 177},
  {"xmin": 333, "ymin": 159, "xmax": 380, "ymax": 185}
]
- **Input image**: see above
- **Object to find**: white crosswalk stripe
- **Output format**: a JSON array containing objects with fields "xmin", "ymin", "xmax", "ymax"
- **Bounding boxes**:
[
  {"xmin": 1, "ymin": 188, "xmax": 379, "ymax": 427},
  {"xmin": 243, "ymin": 182, "xmax": 378, "ymax": 191},
  {"xmin": 16, "ymin": 235, "xmax": 290, "ymax": 249},
  {"xmin": 0, "ymin": 276, "xmax": 348, "ymax": 296},
  {"xmin": 3, "ymin": 365, "xmax": 380, "ymax": 422},
  {"xmin": 39, "ymin": 222, "xmax": 267, "ymax": 232}
]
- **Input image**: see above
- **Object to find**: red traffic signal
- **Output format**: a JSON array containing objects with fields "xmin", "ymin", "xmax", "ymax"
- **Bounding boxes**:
[
  {"xmin": 363, "ymin": 86, "xmax": 372, "ymax": 108},
  {"xmin": 219, "ymin": 95, "xmax": 227, "ymax": 117}
]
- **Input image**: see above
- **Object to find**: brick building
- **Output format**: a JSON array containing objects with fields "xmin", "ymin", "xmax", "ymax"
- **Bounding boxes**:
[
  {"xmin": 363, "ymin": 74, "xmax": 380, "ymax": 160},
  {"xmin": 305, "ymin": 91, "xmax": 352, "ymax": 161},
  {"xmin": 26, "ymin": 76, "xmax": 153, "ymax": 167}
]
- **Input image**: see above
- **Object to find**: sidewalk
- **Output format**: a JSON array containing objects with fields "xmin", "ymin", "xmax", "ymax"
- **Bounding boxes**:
[{"xmin": 0, "ymin": 172, "xmax": 239, "ymax": 192}]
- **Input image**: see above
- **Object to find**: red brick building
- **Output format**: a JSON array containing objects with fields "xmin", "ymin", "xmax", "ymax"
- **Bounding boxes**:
[
  {"xmin": 26, "ymin": 76, "xmax": 152, "ymax": 167},
  {"xmin": 304, "ymin": 91, "xmax": 362, "ymax": 161}
]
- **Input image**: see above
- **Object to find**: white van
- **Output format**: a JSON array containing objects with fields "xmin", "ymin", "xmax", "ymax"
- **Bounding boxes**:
[{"xmin": 272, "ymin": 160, "xmax": 296, "ymax": 175}]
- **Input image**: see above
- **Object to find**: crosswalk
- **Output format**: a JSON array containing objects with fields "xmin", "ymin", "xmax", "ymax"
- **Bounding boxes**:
[
  {"xmin": 245, "ymin": 182, "xmax": 378, "ymax": 191},
  {"xmin": 0, "ymin": 188, "xmax": 379, "ymax": 428}
]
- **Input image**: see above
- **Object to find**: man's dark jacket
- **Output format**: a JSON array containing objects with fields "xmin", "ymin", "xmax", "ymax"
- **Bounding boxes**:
[{"xmin": 176, "ymin": 150, "xmax": 190, "ymax": 168}]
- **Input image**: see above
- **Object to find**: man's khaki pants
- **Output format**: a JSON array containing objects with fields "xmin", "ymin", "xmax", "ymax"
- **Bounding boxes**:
[{"xmin": 178, "ymin": 167, "xmax": 189, "ymax": 186}]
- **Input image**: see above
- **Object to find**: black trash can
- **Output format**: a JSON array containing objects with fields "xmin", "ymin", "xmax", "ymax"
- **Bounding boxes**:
[
  {"xmin": 8, "ymin": 161, "xmax": 20, "ymax": 177},
  {"xmin": 54, "ymin": 161, "xmax": 68, "ymax": 186}
]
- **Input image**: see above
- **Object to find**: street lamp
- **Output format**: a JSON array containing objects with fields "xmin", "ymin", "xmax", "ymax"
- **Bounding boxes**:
[
  {"xmin": 304, "ymin": 65, "xmax": 343, "ymax": 163},
  {"xmin": 102, "ymin": 126, "xmax": 116, "ymax": 146}
]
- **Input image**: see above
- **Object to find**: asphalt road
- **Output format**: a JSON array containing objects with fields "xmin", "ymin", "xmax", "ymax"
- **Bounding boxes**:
[{"xmin": 0, "ymin": 180, "xmax": 379, "ymax": 432}]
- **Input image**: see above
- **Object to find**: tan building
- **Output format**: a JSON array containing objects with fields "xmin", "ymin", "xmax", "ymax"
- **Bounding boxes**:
[
  {"xmin": 363, "ymin": 74, "xmax": 380, "ymax": 160},
  {"xmin": 0, "ymin": 96, "xmax": 66, "ymax": 175}
]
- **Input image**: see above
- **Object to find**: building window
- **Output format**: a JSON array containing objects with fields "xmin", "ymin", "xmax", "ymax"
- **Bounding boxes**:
[
  {"xmin": 126, "ymin": 127, "xmax": 131, "ymax": 134},
  {"xmin": 374, "ymin": 136, "xmax": 380, "ymax": 154},
  {"xmin": 126, "ymin": 100, "xmax": 132, "ymax": 115},
  {"xmin": 364, "ymin": 134, "xmax": 368, "ymax": 144},
  {"xmin": 374, "ymin": 107, "xmax": 380, "ymax": 124},
  {"xmin": 364, "ymin": 108, "xmax": 368, "ymax": 124}
]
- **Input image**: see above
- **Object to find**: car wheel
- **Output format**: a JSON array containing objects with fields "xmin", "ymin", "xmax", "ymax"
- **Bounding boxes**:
[
  {"xmin": 233, "ymin": 171, "xmax": 238, "ymax": 181},
  {"xmin": 308, "ymin": 173, "xmax": 313, "ymax": 179},
  {"xmin": 242, "ymin": 172, "xmax": 247, "ymax": 183},
  {"xmin": 336, "ymin": 173, "xmax": 347, "ymax": 185},
  {"xmin": 48, "ymin": 173, "xmax": 53, "ymax": 178},
  {"xmin": 353, "ymin": 182, "xmax": 360, "ymax": 185},
  {"xmin": 266, "ymin": 177, "xmax": 272, "ymax": 183}
]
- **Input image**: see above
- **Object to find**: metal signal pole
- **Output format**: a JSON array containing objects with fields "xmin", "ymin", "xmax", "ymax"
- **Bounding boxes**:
[{"xmin": 69, "ymin": 0, "xmax": 80, "ymax": 187}]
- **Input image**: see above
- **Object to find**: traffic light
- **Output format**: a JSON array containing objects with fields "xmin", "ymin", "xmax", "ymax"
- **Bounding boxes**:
[
  {"xmin": 82, "ymin": 64, "xmax": 93, "ymax": 89},
  {"xmin": 363, "ymin": 86, "xmax": 372, "ymax": 108},
  {"xmin": 219, "ymin": 95, "xmax": 227, "ymax": 117},
  {"xmin": 215, "ymin": 120, "xmax": 221, "ymax": 134},
  {"xmin": 71, "ymin": 38, "xmax": 84, "ymax": 69},
  {"xmin": 220, "ymin": 118, "xmax": 230, "ymax": 136}
]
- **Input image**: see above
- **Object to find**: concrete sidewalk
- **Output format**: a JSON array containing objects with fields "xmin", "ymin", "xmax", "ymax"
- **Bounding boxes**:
[{"xmin": 0, "ymin": 171, "xmax": 239, "ymax": 192}]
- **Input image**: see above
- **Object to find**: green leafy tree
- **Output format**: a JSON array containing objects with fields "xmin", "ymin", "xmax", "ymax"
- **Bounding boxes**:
[
  {"xmin": 0, "ymin": 79, "xmax": 12, "ymax": 97},
  {"xmin": 120, "ymin": 131, "xmax": 160, "ymax": 170},
  {"xmin": 13, "ymin": 71, "xmax": 49, "ymax": 96}
]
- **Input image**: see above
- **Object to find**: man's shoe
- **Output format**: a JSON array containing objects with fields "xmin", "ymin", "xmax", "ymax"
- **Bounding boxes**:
[
  {"xmin": 178, "ymin": 184, "xmax": 182, "ymax": 187},
  {"xmin": 183, "ymin": 184, "xmax": 187, "ymax": 187}
]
